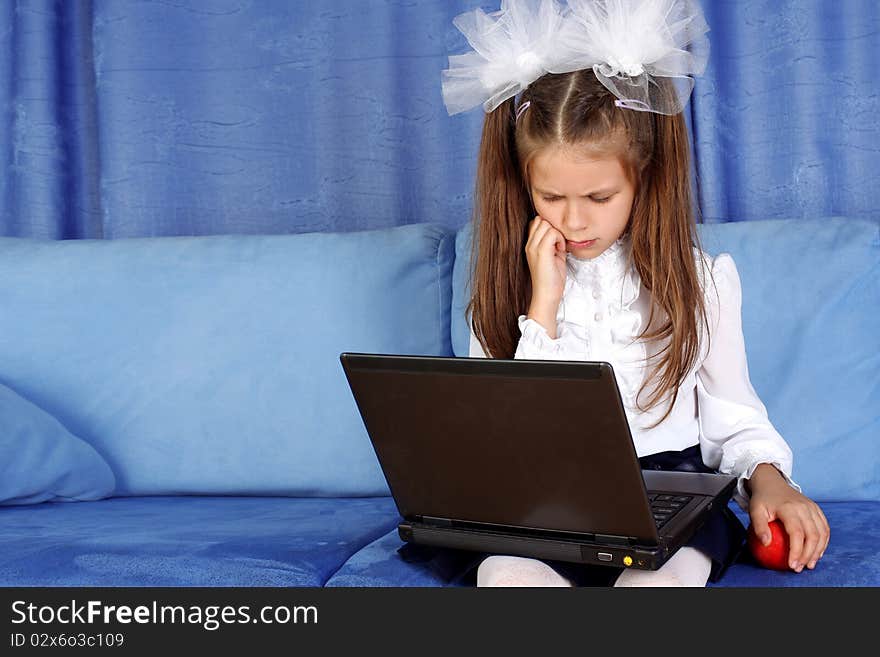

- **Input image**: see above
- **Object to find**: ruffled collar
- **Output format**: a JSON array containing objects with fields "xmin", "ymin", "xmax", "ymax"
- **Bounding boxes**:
[{"xmin": 565, "ymin": 233, "xmax": 641, "ymax": 308}]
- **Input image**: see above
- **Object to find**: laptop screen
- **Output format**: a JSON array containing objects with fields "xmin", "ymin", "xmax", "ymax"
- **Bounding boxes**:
[{"xmin": 341, "ymin": 353, "xmax": 658, "ymax": 539}]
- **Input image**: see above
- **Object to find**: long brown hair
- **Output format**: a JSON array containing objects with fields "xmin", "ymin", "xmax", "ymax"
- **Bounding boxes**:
[{"xmin": 466, "ymin": 69, "xmax": 715, "ymax": 430}]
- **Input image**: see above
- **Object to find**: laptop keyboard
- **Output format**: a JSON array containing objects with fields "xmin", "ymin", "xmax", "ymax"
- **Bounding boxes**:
[{"xmin": 648, "ymin": 493, "xmax": 693, "ymax": 529}]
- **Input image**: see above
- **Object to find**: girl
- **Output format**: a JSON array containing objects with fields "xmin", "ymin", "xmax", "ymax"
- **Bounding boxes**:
[{"xmin": 398, "ymin": 0, "xmax": 830, "ymax": 587}]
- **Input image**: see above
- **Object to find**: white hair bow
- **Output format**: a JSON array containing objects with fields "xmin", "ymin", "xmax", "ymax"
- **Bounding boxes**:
[{"xmin": 440, "ymin": 0, "xmax": 711, "ymax": 116}]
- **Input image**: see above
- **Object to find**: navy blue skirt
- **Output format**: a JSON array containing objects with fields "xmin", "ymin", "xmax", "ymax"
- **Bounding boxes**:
[{"xmin": 396, "ymin": 443, "xmax": 747, "ymax": 586}]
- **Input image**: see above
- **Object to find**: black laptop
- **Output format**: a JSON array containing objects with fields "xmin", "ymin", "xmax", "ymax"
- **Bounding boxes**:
[{"xmin": 339, "ymin": 352, "xmax": 737, "ymax": 572}]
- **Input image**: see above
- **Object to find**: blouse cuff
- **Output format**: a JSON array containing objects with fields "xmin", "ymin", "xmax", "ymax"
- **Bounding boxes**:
[
  {"xmin": 732, "ymin": 458, "xmax": 803, "ymax": 512},
  {"xmin": 515, "ymin": 314, "xmax": 564, "ymax": 359}
]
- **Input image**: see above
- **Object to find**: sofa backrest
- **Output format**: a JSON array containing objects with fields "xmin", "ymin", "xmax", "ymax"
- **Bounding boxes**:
[
  {"xmin": 0, "ymin": 223, "xmax": 456, "ymax": 497},
  {"xmin": 452, "ymin": 217, "xmax": 880, "ymax": 502}
]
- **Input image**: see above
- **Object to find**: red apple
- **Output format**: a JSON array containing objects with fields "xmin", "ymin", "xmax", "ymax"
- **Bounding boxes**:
[{"xmin": 747, "ymin": 519, "xmax": 791, "ymax": 571}]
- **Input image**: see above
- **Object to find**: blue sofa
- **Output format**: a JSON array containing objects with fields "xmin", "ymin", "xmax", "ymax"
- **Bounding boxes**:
[{"xmin": 0, "ymin": 217, "xmax": 877, "ymax": 587}]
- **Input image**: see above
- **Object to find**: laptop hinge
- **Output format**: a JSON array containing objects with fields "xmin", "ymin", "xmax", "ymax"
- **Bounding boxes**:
[
  {"xmin": 420, "ymin": 519, "xmax": 633, "ymax": 544},
  {"xmin": 594, "ymin": 533, "xmax": 631, "ymax": 546}
]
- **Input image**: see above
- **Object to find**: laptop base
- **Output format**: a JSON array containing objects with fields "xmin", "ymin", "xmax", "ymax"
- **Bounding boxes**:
[
  {"xmin": 397, "ymin": 484, "xmax": 733, "ymax": 572},
  {"xmin": 399, "ymin": 521, "xmax": 677, "ymax": 571}
]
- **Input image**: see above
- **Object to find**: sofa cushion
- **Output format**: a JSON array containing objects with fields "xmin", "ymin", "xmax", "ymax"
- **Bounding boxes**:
[
  {"xmin": 324, "ymin": 500, "xmax": 880, "ymax": 587},
  {"xmin": 452, "ymin": 217, "xmax": 880, "ymax": 502},
  {"xmin": 0, "ymin": 495, "xmax": 400, "ymax": 586},
  {"xmin": 0, "ymin": 382, "xmax": 115, "ymax": 506},
  {"xmin": 0, "ymin": 223, "xmax": 456, "ymax": 497}
]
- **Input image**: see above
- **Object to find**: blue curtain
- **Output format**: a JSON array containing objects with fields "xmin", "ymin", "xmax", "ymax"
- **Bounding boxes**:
[
  {"xmin": 0, "ymin": 0, "xmax": 101, "ymax": 238},
  {"xmin": 1, "ymin": 0, "xmax": 877, "ymax": 239},
  {"xmin": 694, "ymin": 1, "xmax": 879, "ymax": 223}
]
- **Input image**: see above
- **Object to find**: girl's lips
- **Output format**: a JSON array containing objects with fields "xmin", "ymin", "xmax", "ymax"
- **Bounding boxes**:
[{"xmin": 567, "ymin": 238, "xmax": 597, "ymax": 247}]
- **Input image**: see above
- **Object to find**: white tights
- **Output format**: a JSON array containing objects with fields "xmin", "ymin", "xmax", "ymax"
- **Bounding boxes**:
[{"xmin": 476, "ymin": 547, "xmax": 712, "ymax": 587}]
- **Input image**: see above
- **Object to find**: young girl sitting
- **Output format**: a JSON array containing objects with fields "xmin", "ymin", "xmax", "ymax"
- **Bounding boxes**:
[{"xmin": 397, "ymin": 0, "xmax": 830, "ymax": 587}]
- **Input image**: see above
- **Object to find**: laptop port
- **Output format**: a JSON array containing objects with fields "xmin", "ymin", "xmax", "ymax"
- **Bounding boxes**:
[{"xmin": 597, "ymin": 552, "xmax": 613, "ymax": 562}]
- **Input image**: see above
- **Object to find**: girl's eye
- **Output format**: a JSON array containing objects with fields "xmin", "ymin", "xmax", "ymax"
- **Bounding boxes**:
[{"xmin": 542, "ymin": 195, "xmax": 612, "ymax": 203}]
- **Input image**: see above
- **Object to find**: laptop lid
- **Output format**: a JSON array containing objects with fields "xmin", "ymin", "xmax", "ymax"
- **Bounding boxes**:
[{"xmin": 339, "ymin": 352, "xmax": 663, "ymax": 543}]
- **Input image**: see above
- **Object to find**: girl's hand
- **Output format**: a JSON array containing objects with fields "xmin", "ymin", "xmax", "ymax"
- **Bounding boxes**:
[
  {"xmin": 747, "ymin": 464, "xmax": 830, "ymax": 573},
  {"xmin": 524, "ymin": 216, "xmax": 567, "ymax": 328}
]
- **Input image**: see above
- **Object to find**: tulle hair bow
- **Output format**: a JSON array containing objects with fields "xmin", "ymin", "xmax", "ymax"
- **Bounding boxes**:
[{"xmin": 440, "ymin": 0, "xmax": 711, "ymax": 116}]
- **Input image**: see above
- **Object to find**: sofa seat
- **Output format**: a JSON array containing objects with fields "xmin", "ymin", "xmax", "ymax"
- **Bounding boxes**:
[
  {"xmin": 0, "ymin": 496, "xmax": 400, "ymax": 586},
  {"xmin": 721, "ymin": 502, "xmax": 876, "ymax": 587},
  {"xmin": 325, "ymin": 501, "xmax": 879, "ymax": 587},
  {"xmin": 2, "ymin": 497, "xmax": 875, "ymax": 588}
]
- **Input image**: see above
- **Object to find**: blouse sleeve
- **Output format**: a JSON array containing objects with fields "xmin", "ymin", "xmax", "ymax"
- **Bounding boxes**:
[
  {"xmin": 696, "ymin": 253, "xmax": 803, "ymax": 511},
  {"xmin": 514, "ymin": 314, "xmax": 584, "ymax": 360},
  {"xmin": 469, "ymin": 316, "xmax": 578, "ymax": 359}
]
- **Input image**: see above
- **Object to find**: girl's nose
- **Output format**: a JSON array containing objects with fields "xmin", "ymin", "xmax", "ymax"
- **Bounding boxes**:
[{"xmin": 563, "ymin": 205, "xmax": 590, "ymax": 232}]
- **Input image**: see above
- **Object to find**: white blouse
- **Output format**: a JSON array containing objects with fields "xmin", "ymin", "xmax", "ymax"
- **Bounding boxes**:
[{"xmin": 468, "ymin": 234, "xmax": 802, "ymax": 511}]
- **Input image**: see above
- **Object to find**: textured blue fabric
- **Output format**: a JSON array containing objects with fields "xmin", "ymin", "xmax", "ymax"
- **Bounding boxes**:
[
  {"xmin": 0, "ymin": 496, "xmax": 399, "ymax": 586},
  {"xmin": 452, "ymin": 217, "xmax": 880, "ymax": 502},
  {"xmin": 2, "ymin": 495, "xmax": 870, "ymax": 586},
  {"xmin": 694, "ymin": 2, "xmax": 879, "ymax": 224},
  {"xmin": 0, "ymin": 0, "xmax": 101, "ymax": 238},
  {"xmin": 324, "ymin": 501, "xmax": 880, "ymax": 587},
  {"xmin": 1, "ymin": 2, "xmax": 877, "ymax": 238},
  {"xmin": 0, "ymin": 223, "xmax": 455, "ymax": 497},
  {"xmin": 0, "ymin": 0, "xmax": 483, "ymax": 238},
  {"xmin": 0, "ymin": 383, "xmax": 115, "ymax": 506}
]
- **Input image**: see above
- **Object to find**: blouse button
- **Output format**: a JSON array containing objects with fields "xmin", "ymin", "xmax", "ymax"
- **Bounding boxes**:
[
  {"xmin": 594, "ymin": 312, "xmax": 603, "ymax": 322},
  {"xmin": 592, "ymin": 289, "xmax": 600, "ymax": 299}
]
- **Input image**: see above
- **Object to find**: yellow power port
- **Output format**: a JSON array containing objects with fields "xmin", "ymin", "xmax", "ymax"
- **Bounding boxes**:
[{"xmin": 622, "ymin": 556, "xmax": 633, "ymax": 567}]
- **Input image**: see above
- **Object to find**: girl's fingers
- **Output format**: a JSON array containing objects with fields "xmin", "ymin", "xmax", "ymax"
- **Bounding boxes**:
[
  {"xmin": 809, "ymin": 504, "xmax": 830, "ymax": 567},
  {"xmin": 781, "ymin": 515, "xmax": 805, "ymax": 571},
  {"xmin": 806, "ymin": 509, "xmax": 825, "ymax": 569},
  {"xmin": 537, "ymin": 221, "xmax": 562, "ymax": 255},
  {"xmin": 536, "ymin": 220, "xmax": 564, "ymax": 250},
  {"xmin": 526, "ymin": 216, "xmax": 544, "ymax": 247},
  {"xmin": 549, "ymin": 223, "xmax": 566, "ymax": 249},
  {"xmin": 779, "ymin": 500, "xmax": 830, "ymax": 572},
  {"xmin": 526, "ymin": 218, "xmax": 549, "ymax": 254},
  {"xmin": 816, "ymin": 504, "xmax": 830, "ymax": 559},
  {"xmin": 528, "ymin": 216, "xmax": 542, "ymax": 242},
  {"xmin": 748, "ymin": 505, "xmax": 773, "ymax": 546},
  {"xmin": 796, "ymin": 507, "xmax": 820, "ymax": 572}
]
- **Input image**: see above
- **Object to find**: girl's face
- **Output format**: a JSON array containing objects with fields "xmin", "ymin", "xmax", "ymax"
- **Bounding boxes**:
[{"xmin": 528, "ymin": 145, "xmax": 636, "ymax": 260}]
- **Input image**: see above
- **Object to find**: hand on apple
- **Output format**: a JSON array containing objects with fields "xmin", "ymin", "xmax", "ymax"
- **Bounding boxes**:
[
  {"xmin": 747, "ymin": 520, "xmax": 790, "ymax": 570},
  {"xmin": 746, "ymin": 464, "xmax": 830, "ymax": 573}
]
